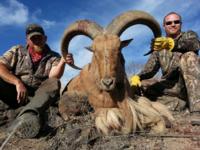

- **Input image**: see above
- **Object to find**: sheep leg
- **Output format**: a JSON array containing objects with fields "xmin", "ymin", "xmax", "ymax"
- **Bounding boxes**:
[{"xmin": 118, "ymin": 100, "xmax": 133, "ymax": 134}]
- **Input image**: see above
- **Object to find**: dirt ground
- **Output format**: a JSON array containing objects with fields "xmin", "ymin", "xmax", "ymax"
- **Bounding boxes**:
[{"xmin": 0, "ymin": 106, "xmax": 200, "ymax": 150}]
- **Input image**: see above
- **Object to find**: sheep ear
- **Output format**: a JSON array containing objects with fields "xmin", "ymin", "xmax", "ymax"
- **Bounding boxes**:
[
  {"xmin": 120, "ymin": 39, "xmax": 133, "ymax": 49},
  {"xmin": 85, "ymin": 46, "xmax": 94, "ymax": 52}
]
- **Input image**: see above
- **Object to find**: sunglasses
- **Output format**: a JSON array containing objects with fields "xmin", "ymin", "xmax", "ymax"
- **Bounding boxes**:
[{"xmin": 165, "ymin": 20, "xmax": 181, "ymax": 25}]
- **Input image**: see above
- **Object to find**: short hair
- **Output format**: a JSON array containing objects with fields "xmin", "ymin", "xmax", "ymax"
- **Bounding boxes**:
[{"xmin": 163, "ymin": 12, "xmax": 182, "ymax": 25}]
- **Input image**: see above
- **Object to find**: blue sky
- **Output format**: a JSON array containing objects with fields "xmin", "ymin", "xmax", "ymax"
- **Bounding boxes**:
[{"xmin": 0, "ymin": 0, "xmax": 200, "ymax": 86}]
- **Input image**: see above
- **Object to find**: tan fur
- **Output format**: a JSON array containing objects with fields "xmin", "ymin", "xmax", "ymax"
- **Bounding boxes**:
[
  {"xmin": 127, "ymin": 100, "xmax": 142, "ymax": 131},
  {"xmin": 106, "ymin": 108, "xmax": 123, "ymax": 130},
  {"xmin": 95, "ymin": 116, "xmax": 109, "ymax": 134},
  {"xmin": 60, "ymin": 35, "xmax": 134, "ymax": 133},
  {"xmin": 59, "ymin": 11, "xmax": 173, "ymax": 135},
  {"xmin": 128, "ymin": 98, "xmax": 166, "ymax": 133},
  {"xmin": 94, "ymin": 97, "xmax": 173, "ymax": 134},
  {"xmin": 95, "ymin": 109, "xmax": 110, "ymax": 134},
  {"xmin": 95, "ymin": 108, "xmax": 124, "ymax": 135},
  {"xmin": 151, "ymin": 102, "xmax": 174, "ymax": 121},
  {"xmin": 59, "ymin": 36, "xmax": 174, "ymax": 135}
]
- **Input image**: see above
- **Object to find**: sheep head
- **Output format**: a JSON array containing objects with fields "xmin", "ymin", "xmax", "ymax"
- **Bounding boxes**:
[{"xmin": 91, "ymin": 34, "xmax": 131, "ymax": 91}]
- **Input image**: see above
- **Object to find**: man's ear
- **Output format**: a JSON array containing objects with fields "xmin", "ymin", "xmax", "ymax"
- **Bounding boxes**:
[{"xmin": 120, "ymin": 39, "xmax": 133, "ymax": 49}]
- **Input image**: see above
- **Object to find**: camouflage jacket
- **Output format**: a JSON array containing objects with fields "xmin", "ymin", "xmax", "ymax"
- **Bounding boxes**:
[
  {"xmin": 0, "ymin": 45, "xmax": 60, "ymax": 89},
  {"xmin": 138, "ymin": 30, "xmax": 200, "ymax": 80}
]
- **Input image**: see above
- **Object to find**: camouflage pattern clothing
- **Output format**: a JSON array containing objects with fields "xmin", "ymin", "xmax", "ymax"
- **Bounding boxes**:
[
  {"xmin": 0, "ymin": 44, "xmax": 60, "ymax": 89},
  {"xmin": 138, "ymin": 30, "xmax": 200, "ymax": 112},
  {"xmin": 0, "ymin": 44, "xmax": 61, "ymax": 122}
]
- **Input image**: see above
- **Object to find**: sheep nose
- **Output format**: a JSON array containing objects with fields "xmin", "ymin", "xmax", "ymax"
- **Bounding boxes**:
[{"xmin": 102, "ymin": 78, "xmax": 114, "ymax": 87}]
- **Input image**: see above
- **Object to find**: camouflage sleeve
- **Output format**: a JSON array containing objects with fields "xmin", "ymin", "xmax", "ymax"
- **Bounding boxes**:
[
  {"xmin": 0, "ymin": 45, "xmax": 20, "ymax": 70},
  {"xmin": 49, "ymin": 50, "xmax": 61, "ymax": 67},
  {"xmin": 138, "ymin": 51, "xmax": 160, "ymax": 80},
  {"xmin": 175, "ymin": 31, "xmax": 200, "ymax": 53}
]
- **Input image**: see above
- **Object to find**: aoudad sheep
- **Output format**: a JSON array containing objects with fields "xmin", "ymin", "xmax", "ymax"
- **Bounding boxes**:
[{"xmin": 59, "ymin": 10, "xmax": 174, "ymax": 135}]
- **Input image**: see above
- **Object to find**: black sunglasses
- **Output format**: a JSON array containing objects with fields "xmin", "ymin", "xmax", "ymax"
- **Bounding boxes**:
[{"xmin": 165, "ymin": 20, "xmax": 181, "ymax": 25}]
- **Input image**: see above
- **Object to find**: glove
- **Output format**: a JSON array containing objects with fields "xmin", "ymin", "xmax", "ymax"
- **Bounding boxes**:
[
  {"xmin": 130, "ymin": 75, "xmax": 141, "ymax": 87},
  {"xmin": 151, "ymin": 37, "xmax": 175, "ymax": 51}
]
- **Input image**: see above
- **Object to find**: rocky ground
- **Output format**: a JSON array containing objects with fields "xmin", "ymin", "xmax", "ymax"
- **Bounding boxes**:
[{"xmin": 0, "ymin": 105, "xmax": 200, "ymax": 150}]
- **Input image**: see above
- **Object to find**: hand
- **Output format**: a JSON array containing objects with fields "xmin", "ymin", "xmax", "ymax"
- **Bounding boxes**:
[
  {"xmin": 130, "ymin": 75, "xmax": 141, "ymax": 87},
  {"xmin": 15, "ymin": 80, "xmax": 28, "ymax": 104},
  {"xmin": 65, "ymin": 53, "xmax": 74, "ymax": 65},
  {"xmin": 151, "ymin": 37, "xmax": 175, "ymax": 51}
]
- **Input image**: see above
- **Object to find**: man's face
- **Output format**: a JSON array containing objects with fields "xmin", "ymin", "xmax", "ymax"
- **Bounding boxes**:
[
  {"xmin": 163, "ymin": 14, "xmax": 182, "ymax": 37},
  {"xmin": 27, "ymin": 35, "xmax": 47, "ymax": 52}
]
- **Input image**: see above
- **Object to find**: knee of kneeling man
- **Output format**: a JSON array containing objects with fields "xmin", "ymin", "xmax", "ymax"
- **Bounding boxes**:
[
  {"xmin": 40, "ymin": 78, "xmax": 61, "ymax": 91},
  {"xmin": 181, "ymin": 51, "xmax": 197, "ymax": 60},
  {"xmin": 180, "ymin": 51, "xmax": 197, "ymax": 65},
  {"xmin": 46, "ymin": 78, "xmax": 60, "ymax": 84}
]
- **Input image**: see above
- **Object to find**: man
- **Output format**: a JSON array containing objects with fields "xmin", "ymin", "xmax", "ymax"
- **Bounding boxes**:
[
  {"xmin": 131, "ymin": 12, "xmax": 200, "ymax": 113},
  {"xmin": 0, "ymin": 23, "xmax": 74, "ymax": 138}
]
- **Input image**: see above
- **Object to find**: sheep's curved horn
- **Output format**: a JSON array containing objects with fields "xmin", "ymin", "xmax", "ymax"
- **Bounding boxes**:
[
  {"xmin": 106, "ymin": 10, "xmax": 161, "ymax": 37},
  {"xmin": 61, "ymin": 20, "xmax": 103, "ymax": 69}
]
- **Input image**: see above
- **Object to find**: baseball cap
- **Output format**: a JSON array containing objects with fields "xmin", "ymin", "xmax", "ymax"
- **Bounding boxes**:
[{"xmin": 26, "ymin": 23, "xmax": 45, "ymax": 38}]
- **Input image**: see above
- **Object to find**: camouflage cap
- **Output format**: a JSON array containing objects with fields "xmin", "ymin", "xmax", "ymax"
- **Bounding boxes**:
[{"xmin": 26, "ymin": 23, "xmax": 45, "ymax": 38}]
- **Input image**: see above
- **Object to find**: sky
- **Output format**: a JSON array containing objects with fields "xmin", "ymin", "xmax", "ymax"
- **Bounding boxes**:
[{"xmin": 0, "ymin": 0, "xmax": 200, "ymax": 86}]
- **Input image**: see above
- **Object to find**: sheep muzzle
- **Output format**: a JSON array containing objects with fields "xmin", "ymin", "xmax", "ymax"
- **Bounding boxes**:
[{"xmin": 100, "ymin": 77, "xmax": 116, "ymax": 91}]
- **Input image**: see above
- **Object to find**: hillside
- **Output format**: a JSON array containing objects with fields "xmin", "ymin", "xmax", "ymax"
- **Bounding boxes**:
[{"xmin": 0, "ymin": 105, "xmax": 200, "ymax": 150}]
